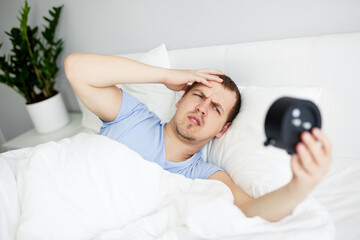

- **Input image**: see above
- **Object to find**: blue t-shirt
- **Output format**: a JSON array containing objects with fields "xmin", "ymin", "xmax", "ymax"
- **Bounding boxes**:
[{"xmin": 99, "ymin": 90, "xmax": 223, "ymax": 179}]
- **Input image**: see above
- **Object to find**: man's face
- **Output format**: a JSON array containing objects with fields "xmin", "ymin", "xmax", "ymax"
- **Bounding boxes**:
[{"xmin": 172, "ymin": 82, "xmax": 236, "ymax": 145}]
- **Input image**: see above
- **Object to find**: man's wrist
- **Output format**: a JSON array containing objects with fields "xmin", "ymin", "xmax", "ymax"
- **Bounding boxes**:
[
  {"xmin": 287, "ymin": 179, "xmax": 311, "ymax": 200},
  {"xmin": 162, "ymin": 68, "xmax": 171, "ymax": 85}
]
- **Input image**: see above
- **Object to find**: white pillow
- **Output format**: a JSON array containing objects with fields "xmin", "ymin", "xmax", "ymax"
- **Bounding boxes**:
[
  {"xmin": 77, "ymin": 44, "xmax": 175, "ymax": 133},
  {"xmin": 206, "ymin": 86, "xmax": 322, "ymax": 198}
]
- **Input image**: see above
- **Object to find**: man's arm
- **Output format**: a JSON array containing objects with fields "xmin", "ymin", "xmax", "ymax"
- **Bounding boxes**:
[
  {"xmin": 208, "ymin": 171, "xmax": 254, "ymax": 207},
  {"xmin": 209, "ymin": 128, "xmax": 332, "ymax": 222},
  {"xmin": 64, "ymin": 53, "xmax": 224, "ymax": 122},
  {"xmin": 210, "ymin": 171, "xmax": 306, "ymax": 222}
]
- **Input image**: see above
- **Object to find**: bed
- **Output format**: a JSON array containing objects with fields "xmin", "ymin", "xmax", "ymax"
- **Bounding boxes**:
[{"xmin": 1, "ymin": 32, "xmax": 359, "ymax": 240}]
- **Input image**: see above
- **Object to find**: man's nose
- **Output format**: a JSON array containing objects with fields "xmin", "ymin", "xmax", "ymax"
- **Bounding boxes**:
[{"xmin": 196, "ymin": 100, "xmax": 209, "ymax": 116}]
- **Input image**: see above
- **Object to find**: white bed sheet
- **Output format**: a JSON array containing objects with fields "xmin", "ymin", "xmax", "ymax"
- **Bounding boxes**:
[
  {"xmin": 0, "ymin": 133, "xmax": 335, "ymax": 240},
  {"xmin": 312, "ymin": 156, "xmax": 360, "ymax": 239}
]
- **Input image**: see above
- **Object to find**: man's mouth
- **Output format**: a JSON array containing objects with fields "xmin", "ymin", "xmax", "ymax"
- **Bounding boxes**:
[{"xmin": 188, "ymin": 116, "xmax": 201, "ymax": 126}]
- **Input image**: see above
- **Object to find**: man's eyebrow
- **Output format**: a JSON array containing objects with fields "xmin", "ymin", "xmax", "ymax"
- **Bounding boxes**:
[{"xmin": 193, "ymin": 89, "xmax": 224, "ymax": 113}]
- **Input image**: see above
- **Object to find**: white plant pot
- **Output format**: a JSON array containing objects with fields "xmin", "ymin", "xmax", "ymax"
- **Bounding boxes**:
[{"xmin": 26, "ymin": 92, "xmax": 69, "ymax": 134}]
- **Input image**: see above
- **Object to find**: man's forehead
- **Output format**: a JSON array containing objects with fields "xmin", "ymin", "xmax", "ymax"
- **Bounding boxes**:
[
  {"xmin": 191, "ymin": 83, "xmax": 233, "ymax": 97},
  {"xmin": 192, "ymin": 82, "xmax": 225, "ymax": 92},
  {"xmin": 190, "ymin": 83, "xmax": 236, "ymax": 110}
]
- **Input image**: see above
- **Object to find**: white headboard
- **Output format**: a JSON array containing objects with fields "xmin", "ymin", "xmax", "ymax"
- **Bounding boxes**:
[{"xmin": 120, "ymin": 32, "xmax": 360, "ymax": 160}]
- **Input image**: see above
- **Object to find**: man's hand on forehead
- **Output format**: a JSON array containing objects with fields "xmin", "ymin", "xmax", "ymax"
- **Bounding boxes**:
[
  {"xmin": 182, "ymin": 80, "xmax": 219, "ymax": 92},
  {"xmin": 164, "ymin": 69, "xmax": 225, "ymax": 92}
]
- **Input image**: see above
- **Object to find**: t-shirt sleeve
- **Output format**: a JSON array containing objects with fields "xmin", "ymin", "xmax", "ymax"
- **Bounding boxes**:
[
  {"xmin": 99, "ymin": 89, "xmax": 162, "ymax": 162},
  {"xmin": 100, "ymin": 90, "xmax": 145, "ymax": 126},
  {"xmin": 191, "ymin": 161, "xmax": 224, "ymax": 179}
]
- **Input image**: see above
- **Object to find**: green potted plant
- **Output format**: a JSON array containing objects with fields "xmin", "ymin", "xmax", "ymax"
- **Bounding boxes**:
[{"xmin": 0, "ymin": 0, "xmax": 68, "ymax": 133}]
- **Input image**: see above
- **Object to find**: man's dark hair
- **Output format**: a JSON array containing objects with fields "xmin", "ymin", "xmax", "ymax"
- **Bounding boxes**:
[{"xmin": 186, "ymin": 75, "xmax": 241, "ymax": 123}]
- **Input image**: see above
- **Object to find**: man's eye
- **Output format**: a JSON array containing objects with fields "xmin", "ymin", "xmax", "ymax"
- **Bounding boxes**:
[
  {"xmin": 195, "ymin": 94, "xmax": 202, "ymax": 98},
  {"xmin": 213, "ymin": 106, "xmax": 220, "ymax": 113}
]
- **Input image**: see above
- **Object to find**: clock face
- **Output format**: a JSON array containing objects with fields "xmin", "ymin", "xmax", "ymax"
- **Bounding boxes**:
[
  {"xmin": 265, "ymin": 97, "xmax": 321, "ymax": 155},
  {"xmin": 284, "ymin": 105, "xmax": 319, "ymax": 154}
]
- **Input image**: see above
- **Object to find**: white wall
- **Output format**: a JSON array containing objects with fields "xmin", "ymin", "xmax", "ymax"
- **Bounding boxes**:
[
  {"xmin": 1, "ymin": 0, "xmax": 360, "ymax": 141},
  {"xmin": 0, "ymin": 128, "xmax": 5, "ymax": 153}
]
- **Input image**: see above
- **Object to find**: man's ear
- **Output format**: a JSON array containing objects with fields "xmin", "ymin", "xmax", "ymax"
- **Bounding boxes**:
[{"xmin": 215, "ymin": 122, "xmax": 232, "ymax": 138}]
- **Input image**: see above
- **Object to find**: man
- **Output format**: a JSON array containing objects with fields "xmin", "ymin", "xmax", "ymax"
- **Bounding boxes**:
[{"xmin": 65, "ymin": 53, "xmax": 332, "ymax": 222}]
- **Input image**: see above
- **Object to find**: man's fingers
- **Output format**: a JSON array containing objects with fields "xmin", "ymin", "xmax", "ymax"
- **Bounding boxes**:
[
  {"xmin": 195, "ymin": 76, "xmax": 213, "ymax": 87},
  {"xmin": 197, "ymin": 70, "xmax": 224, "ymax": 83},
  {"xmin": 291, "ymin": 154, "xmax": 308, "ymax": 179},
  {"xmin": 196, "ymin": 72, "xmax": 223, "ymax": 83},
  {"xmin": 291, "ymin": 129, "xmax": 333, "ymax": 191},
  {"xmin": 208, "ymin": 74, "xmax": 224, "ymax": 82},
  {"xmin": 312, "ymin": 128, "xmax": 332, "ymax": 155},
  {"xmin": 311, "ymin": 128, "xmax": 332, "ymax": 174},
  {"xmin": 300, "ymin": 131, "xmax": 324, "ymax": 166},
  {"xmin": 296, "ymin": 143, "xmax": 317, "ymax": 176}
]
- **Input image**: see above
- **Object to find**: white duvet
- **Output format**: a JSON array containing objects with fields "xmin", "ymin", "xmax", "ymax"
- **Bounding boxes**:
[{"xmin": 0, "ymin": 133, "xmax": 334, "ymax": 240}]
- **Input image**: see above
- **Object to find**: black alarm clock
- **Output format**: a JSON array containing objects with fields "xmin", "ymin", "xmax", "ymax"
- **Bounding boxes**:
[{"xmin": 264, "ymin": 97, "xmax": 321, "ymax": 154}]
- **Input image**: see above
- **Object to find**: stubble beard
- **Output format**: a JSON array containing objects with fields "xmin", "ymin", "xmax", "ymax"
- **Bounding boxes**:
[{"xmin": 174, "ymin": 120, "xmax": 197, "ymax": 142}]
